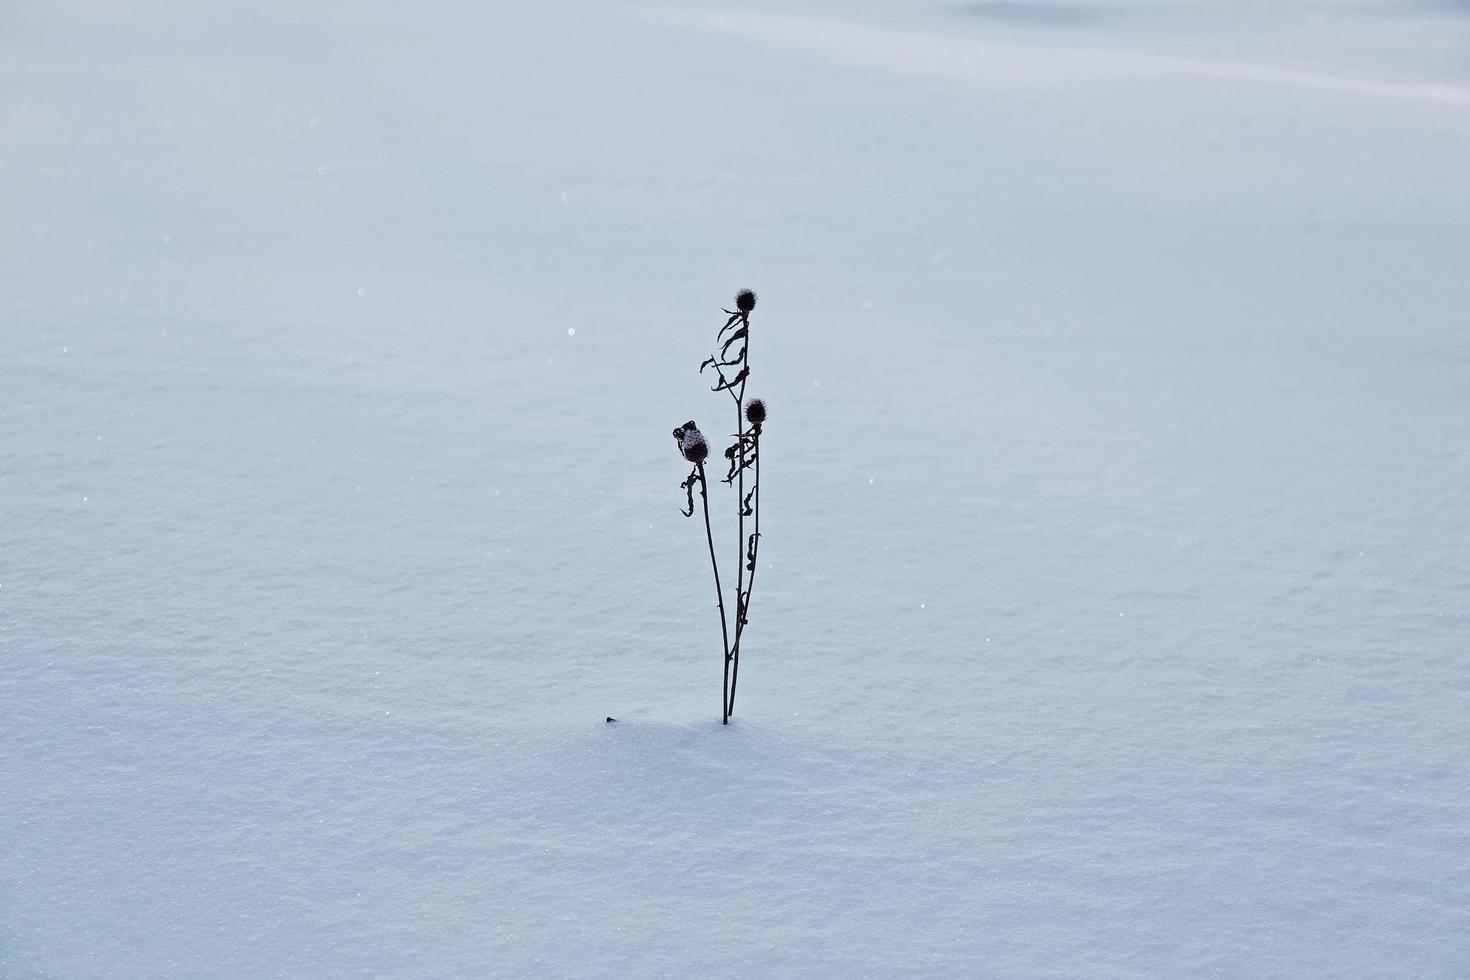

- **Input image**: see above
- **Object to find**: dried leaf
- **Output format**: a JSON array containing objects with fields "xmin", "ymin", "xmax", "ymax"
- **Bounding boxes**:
[
  {"xmin": 722, "ymin": 455, "xmax": 757, "ymax": 484},
  {"xmin": 723, "ymin": 448, "xmax": 741, "ymax": 483},
  {"xmin": 720, "ymin": 327, "xmax": 747, "ymax": 358},
  {"xmin": 710, "ymin": 366, "xmax": 748, "ymax": 392},
  {"xmin": 679, "ymin": 469, "xmax": 699, "ymax": 517}
]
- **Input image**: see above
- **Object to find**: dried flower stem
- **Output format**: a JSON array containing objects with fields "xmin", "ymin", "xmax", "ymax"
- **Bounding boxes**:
[
  {"xmin": 694, "ymin": 461, "xmax": 733, "ymax": 724},
  {"xmin": 727, "ymin": 434, "xmax": 759, "ymax": 717},
  {"xmin": 681, "ymin": 290, "xmax": 765, "ymax": 724},
  {"xmin": 729, "ymin": 354, "xmax": 747, "ymax": 721}
]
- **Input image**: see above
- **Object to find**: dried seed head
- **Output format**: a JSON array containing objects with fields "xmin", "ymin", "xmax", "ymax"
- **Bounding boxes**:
[
  {"xmin": 678, "ymin": 424, "xmax": 709, "ymax": 463},
  {"xmin": 735, "ymin": 289, "xmax": 757, "ymax": 313},
  {"xmin": 681, "ymin": 431, "xmax": 709, "ymax": 463},
  {"xmin": 745, "ymin": 398, "xmax": 767, "ymax": 425}
]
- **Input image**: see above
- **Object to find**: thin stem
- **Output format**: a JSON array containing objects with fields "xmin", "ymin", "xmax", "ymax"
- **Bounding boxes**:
[
  {"xmin": 697, "ymin": 462, "xmax": 731, "ymax": 725},
  {"xmin": 731, "ymin": 409, "xmax": 745, "ymax": 720},
  {"xmin": 727, "ymin": 313, "xmax": 749, "ymax": 720},
  {"xmin": 728, "ymin": 439, "xmax": 758, "ymax": 716}
]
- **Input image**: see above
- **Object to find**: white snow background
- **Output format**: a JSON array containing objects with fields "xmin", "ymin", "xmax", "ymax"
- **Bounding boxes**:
[{"xmin": 3, "ymin": 0, "xmax": 1468, "ymax": 976}]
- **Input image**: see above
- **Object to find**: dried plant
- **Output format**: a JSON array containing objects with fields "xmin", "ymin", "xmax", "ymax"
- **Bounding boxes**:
[
  {"xmin": 675, "ymin": 289, "xmax": 769, "ymax": 724},
  {"xmin": 672, "ymin": 419, "xmax": 730, "ymax": 720}
]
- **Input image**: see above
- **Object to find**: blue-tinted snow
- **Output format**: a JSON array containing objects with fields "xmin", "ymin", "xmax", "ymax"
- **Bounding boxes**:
[{"xmin": 2, "ymin": 0, "xmax": 1467, "ymax": 977}]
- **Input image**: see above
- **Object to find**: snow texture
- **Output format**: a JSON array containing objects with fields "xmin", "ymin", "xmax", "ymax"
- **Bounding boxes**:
[{"xmin": 3, "ymin": 0, "xmax": 1468, "ymax": 977}]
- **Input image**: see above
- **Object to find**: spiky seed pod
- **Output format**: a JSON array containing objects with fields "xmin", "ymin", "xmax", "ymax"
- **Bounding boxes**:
[
  {"xmin": 745, "ymin": 398, "xmax": 767, "ymax": 425},
  {"xmin": 679, "ymin": 425, "xmax": 709, "ymax": 463},
  {"xmin": 735, "ymin": 289, "xmax": 757, "ymax": 313}
]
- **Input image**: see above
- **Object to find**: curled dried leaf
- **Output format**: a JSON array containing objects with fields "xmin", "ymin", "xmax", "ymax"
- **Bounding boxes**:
[
  {"xmin": 679, "ymin": 468, "xmax": 699, "ymax": 517},
  {"xmin": 720, "ymin": 327, "xmax": 747, "ymax": 358},
  {"xmin": 711, "ymin": 366, "xmax": 748, "ymax": 392}
]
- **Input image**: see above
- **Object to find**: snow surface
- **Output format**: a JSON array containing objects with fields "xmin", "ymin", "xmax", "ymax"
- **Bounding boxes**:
[{"xmin": 3, "ymin": 0, "xmax": 1469, "ymax": 976}]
